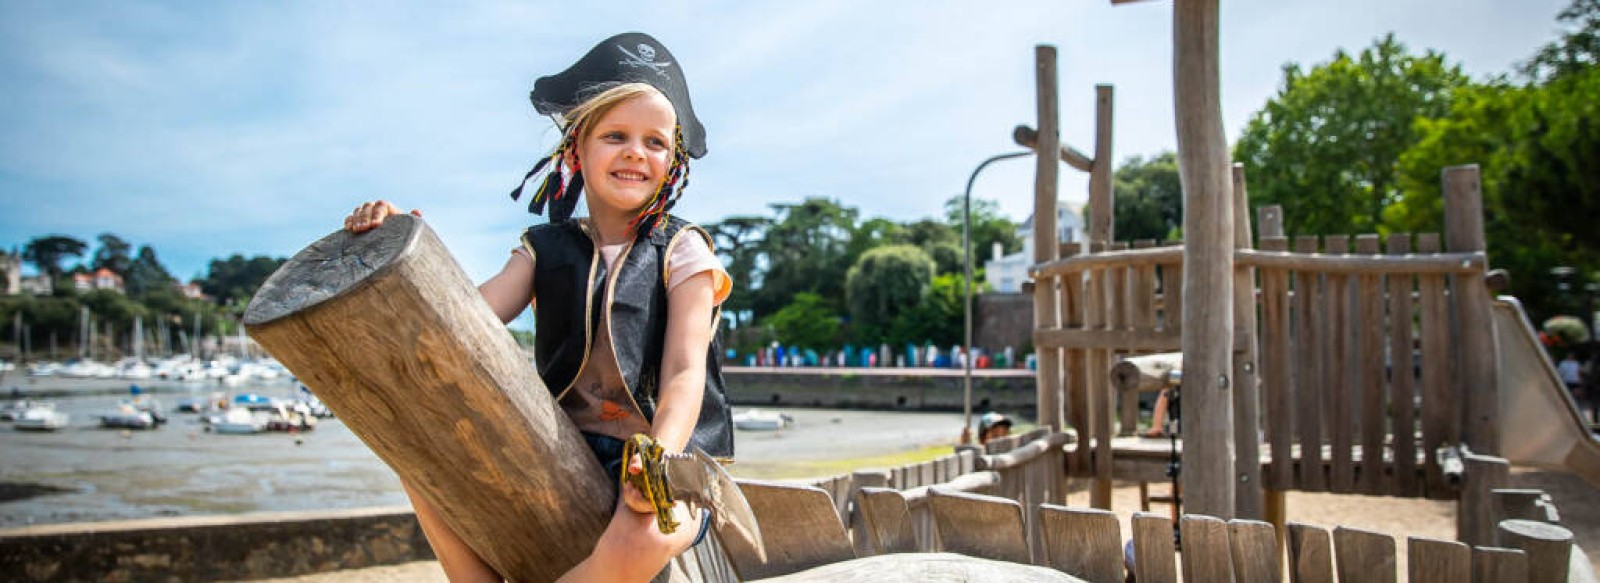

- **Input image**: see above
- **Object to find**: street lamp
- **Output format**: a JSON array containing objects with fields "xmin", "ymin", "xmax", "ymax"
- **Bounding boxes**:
[{"xmin": 963, "ymin": 150, "xmax": 1032, "ymax": 443}]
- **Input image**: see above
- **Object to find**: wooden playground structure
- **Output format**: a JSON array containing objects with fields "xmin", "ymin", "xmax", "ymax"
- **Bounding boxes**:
[{"xmin": 228, "ymin": 2, "xmax": 1597, "ymax": 581}]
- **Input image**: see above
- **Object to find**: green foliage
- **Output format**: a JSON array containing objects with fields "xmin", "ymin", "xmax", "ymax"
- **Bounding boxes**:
[
  {"xmin": 943, "ymin": 195, "xmax": 1022, "ymax": 259},
  {"xmin": 885, "ymin": 273, "xmax": 966, "ymax": 348},
  {"xmin": 200, "ymin": 254, "xmax": 287, "ymax": 305},
  {"xmin": 22, "ymin": 235, "xmax": 88, "ymax": 279},
  {"xmin": 91, "ymin": 233, "xmax": 132, "ymax": 277},
  {"xmin": 125, "ymin": 245, "xmax": 176, "ymax": 299},
  {"xmin": 845, "ymin": 245, "xmax": 935, "ymax": 343},
  {"xmin": 1521, "ymin": 0, "xmax": 1600, "ymax": 83},
  {"xmin": 761, "ymin": 292, "xmax": 840, "ymax": 350},
  {"xmin": 1234, "ymin": 34, "xmax": 1468, "ymax": 237},
  {"xmin": 1543, "ymin": 315, "xmax": 1591, "ymax": 345},
  {"xmin": 1109, "ymin": 152, "xmax": 1183, "ymax": 241},
  {"xmin": 750, "ymin": 198, "xmax": 857, "ymax": 318}
]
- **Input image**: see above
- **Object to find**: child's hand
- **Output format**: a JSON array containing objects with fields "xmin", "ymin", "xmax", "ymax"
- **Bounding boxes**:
[
  {"xmin": 621, "ymin": 453, "xmax": 656, "ymax": 514},
  {"xmin": 344, "ymin": 200, "xmax": 421, "ymax": 233}
]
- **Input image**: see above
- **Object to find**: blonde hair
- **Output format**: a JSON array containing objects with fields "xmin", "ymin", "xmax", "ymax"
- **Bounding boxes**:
[{"xmin": 559, "ymin": 82, "xmax": 677, "ymax": 145}]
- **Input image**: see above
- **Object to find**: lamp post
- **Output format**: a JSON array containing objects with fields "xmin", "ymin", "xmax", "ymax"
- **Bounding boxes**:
[{"xmin": 963, "ymin": 151, "xmax": 1032, "ymax": 443}]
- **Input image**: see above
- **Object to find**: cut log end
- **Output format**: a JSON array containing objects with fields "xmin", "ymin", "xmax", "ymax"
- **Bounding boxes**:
[{"xmin": 244, "ymin": 215, "xmax": 422, "ymax": 327}]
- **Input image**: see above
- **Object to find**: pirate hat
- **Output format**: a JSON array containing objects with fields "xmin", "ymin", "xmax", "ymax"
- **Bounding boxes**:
[
  {"xmin": 510, "ymin": 32, "xmax": 704, "ymax": 231},
  {"xmin": 531, "ymin": 32, "xmax": 706, "ymax": 158}
]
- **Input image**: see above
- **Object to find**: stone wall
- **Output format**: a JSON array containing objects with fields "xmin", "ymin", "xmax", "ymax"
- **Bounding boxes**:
[
  {"xmin": 974, "ymin": 292, "xmax": 1034, "ymax": 352},
  {"xmin": 723, "ymin": 368, "xmax": 1037, "ymax": 415},
  {"xmin": 0, "ymin": 506, "xmax": 432, "ymax": 582}
]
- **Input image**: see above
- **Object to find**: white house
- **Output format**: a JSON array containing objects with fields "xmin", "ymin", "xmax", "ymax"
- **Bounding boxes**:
[{"xmin": 983, "ymin": 201, "xmax": 1084, "ymax": 293}]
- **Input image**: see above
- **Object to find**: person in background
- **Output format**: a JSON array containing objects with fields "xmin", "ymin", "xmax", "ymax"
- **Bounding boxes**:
[{"xmin": 977, "ymin": 411, "xmax": 1013, "ymax": 445}]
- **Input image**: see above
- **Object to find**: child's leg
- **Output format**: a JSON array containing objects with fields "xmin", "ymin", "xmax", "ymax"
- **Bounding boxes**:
[
  {"xmin": 557, "ymin": 500, "xmax": 703, "ymax": 583},
  {"xmin": 402, "ymin": 480, "xmax": 502, "ymax": 583}
]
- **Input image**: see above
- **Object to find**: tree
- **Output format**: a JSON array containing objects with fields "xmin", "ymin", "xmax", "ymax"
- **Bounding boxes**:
[
  {"xmin": 200, "ymin": 254, "xmax": 287, "ymax": 305},
  {"xmin": 760, "ymin": 292, "xmax": 840, "ymax": 350},
  {"xmin": 22, "ymin": 235, "xmax": 88, "ymax": 280},
  {"xmin": 943, "ymin": 196, "xmax": 1021, "ymax": 263},
  {"xmin": 125, "ymin": 245, "xmax": 176, "ymax": 299},
  {"xmin": 91, "ymin": 233, "xmax": 133, "ymax": 277},
  {"xmin": 750, "ymin": 198, "xmax": 858, "ymax": 318},
  {"xmin": 1108, "ymin": 152, "xmax": 1183, "ymax": 242},
  {"xmin": 1521, "ymin": 0, "xmax": 1600, "ymax": 83},
  {"xmin": 1234, "ymin": 34, "xmax": 1469, "ymax": 236},
  {"xmin": 845, "ymin": 245, "xmax": 935, "ymax": 343}
]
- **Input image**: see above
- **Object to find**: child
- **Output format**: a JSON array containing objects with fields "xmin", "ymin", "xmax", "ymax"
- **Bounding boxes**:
[{"xmin": 345, "ymin": 32, "xmax": 733, "ymax": 583}]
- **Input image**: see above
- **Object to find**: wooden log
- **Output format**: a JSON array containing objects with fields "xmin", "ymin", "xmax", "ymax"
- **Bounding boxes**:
[
  {"xmin": 1033, "ymin": 45, "xmax": 1065, "ymax": 436},
  {"xmin": 927, "ymin": 489, "xmax": 1030, "ymax": 564},
  {"xmin": 855, "ymin": 487, "xmax": 918, "ymax": 556},
  {"xmin": 1109, "ymin": 352, "xmax": 1183, "ymax": 394},
  {"xmin": 1293, "ymin": 236, "xmax": 1327, "ymax": 492},
  {"xmin": 1173, "ymin": 0, "xmax": 1238, "ymax": 518},
  {"xmin": 242, "ymin": 215, "xmax": 609, "ymax": 579},
  {"xmin": 1132, "ymin": 512, "xmax": 1178, "ymax": 583},
  {"xmin": 1444, "ymin": 165, "xmax": 1499, "ymax": 455},
  {"xmin": 1228, "ymin": 519, "xmax": 1280, "ymax": 583},
  {"xmin": 1180, "ymin": 514, "xmax": 1235, "ymax": 581},
  {"xmin": 1472, "ymin": 546, "xmax": 1529, "ymax": 583},
  {"xmin": 727, "ymin": 480, "xmax": 855, "ymax": 580},
  {"xmin": 1355, "ymin": 234, "xmax": 1387, "ymax": 496},
  {"xmin": 1495, "ymin": 519, "xmax": 1574, "ymax": 583},
  {"xmin": 1089, "ymin": 85, "xmax": 1115, "ymax": 244},
  {"xmin": 1460, "ymin": 451, "xmax": 1510, "ymax": 548},
  {"xmin": 1333, "ymin": 526, "xmax": 1396, "ymax": 583},
  {"xmin": 1406, "ymin": 537, "xmax": 1469, "ymax": 583},
  {"xmin": 1013, "ymin": 124, "xmax": 1095, "ymax": 173},
  {"xmin": 1286, "ymin": 522, "xmax": 1334, "ymax": 583},
  {"xmin": 1233, "ymin": 249, "xmax": 1484, "ymax": 274},
  {"xmin": 1387, "ymin": 234, "xmax": 1420, "ymax": 497},
  {"xmin": 1416, "ymin": 233, "xmax": 1455, "ymax": 497},
  {"xmin": 1232, "ymin": 163, "xmax": 1264, "ymax": 519},
  {"xmin": 1086, "ymin": 265, "xmax": 1113, "ymax": 509},
  {"xmin": 1036, "ymin": 505, "xmax": 1121, "ymax": 582}
]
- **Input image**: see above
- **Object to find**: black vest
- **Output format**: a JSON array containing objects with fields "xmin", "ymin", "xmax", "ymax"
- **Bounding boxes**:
[{"xmin": 523, "ymin": 216, "xmax": 734, "ymax": 459}]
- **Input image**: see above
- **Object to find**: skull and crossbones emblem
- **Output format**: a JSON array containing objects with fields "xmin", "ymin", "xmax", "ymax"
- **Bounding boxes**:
[{"xmin": 617, "ymin": 43, "xmax": 672, "ymax": 79}]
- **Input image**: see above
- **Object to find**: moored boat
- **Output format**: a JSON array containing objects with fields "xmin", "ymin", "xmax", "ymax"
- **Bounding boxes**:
[
  {"xmin": 732, "ymin": 408, "xmax": 793, "ymax": 431},
  {"xmin": 15, "ymin": 404, "xmax": 69, "ymax": 431}
]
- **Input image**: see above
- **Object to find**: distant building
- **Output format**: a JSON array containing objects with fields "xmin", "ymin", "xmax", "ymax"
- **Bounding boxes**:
[
  {"xmin": 73, "ymin": 268, "xmax": 125, "ymax": 294},
  {"xmin": 18, "ymin": 275, "xmax": 52, "ymax": 296},
  {"xmin": 0, "ymin": 250, "xmax": 18, "ymax": 295},
  {"xmin": 983, "ymin": 201, "xmax": 1084, "ymax": 293},
  {"xmin": 175, "ymin": 280, "xmax": 208, "ymax": 300}
]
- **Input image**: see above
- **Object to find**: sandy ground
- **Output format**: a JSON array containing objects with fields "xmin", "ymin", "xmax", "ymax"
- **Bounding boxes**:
[{"xmin": 251, "ymin": 466, "xmax": 1599, "ymax": 582}]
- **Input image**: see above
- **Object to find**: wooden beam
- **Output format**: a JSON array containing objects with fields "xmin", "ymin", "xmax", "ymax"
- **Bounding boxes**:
[
  {"xmin": 1032, "ymin": 45, "xmax": 1065, "ymax": 432},
  {"xmin": 1013, "ymin": 125, "xmax": 1094, "ymax": 173},
  {"xmin": 1173, "ymin": 0, "xmax": 1236, "ymax": 519},
  {"xmin": 1088, "ymin": 85, "xmax": 1115, "ymax": 244},
  {"xmin": 243, "ymin": 216, "xmax": 610, "ymax": 579}
]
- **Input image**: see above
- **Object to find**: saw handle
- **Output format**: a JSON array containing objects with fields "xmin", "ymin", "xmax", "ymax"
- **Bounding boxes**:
[{"xmin": 621, "ymin": 433, "xmax": 681, "ymax": 534}]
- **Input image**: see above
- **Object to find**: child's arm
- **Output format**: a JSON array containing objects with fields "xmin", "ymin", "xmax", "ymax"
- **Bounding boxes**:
[{"xmin": 647, "ymin": 270, "xmax": 715, "ymax": 452}]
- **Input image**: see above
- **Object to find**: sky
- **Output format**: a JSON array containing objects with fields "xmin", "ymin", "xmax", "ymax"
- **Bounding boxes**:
[{"xmin": 0, "ymin": 0, "xmax": 1573, "ymax": 290}]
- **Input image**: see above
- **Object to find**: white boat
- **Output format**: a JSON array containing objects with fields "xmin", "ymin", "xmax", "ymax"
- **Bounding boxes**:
[
  {"xmin": 0, "ymin": 399, "xmax": 38, "ymax": 421},
  {"xmin": 15, "ymin": 404, "xmax": 69, "ymax": 431},
  {"xmin": 209, "ymin": 408, "xmax": 266, "ymax": 434},
  {"xmin": 98, "ymin": 403, "xmax": 157, "ymax": 430},
  {"xmin": 732, "ymin": 409, "xmax": 793, "ymax": 431}
]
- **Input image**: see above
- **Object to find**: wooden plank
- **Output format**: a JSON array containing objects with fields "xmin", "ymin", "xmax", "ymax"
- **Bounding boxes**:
[
  {"xmin": 1232, "ymin": 163, "xmax": 1263, "ymax": 519},
  {"xmin": 1090, "ymin": 84, "xmax": 1114, "ymax": 243},
  {"xmin": 1035, "ymin": 328, "xmax": 1183, "ymax": 351},
  {"xmin": 1405, "ymin": 537, "xmax": 1469, "ymax": 583},
  {"xmin": 1387, "ymin": 234, "xmax": 1420, "ymax": 497},
  {"xmin": 1332, "ymin": 526, "xmax": 1396, "ymax": 583},
  {"xmin": 1037, "ymin": 504, "xmax": 1122, "ymax": 582},
  {"xmin": 1286, "ymin": 522, "xmax": 1334, "ymax": 583},
  {"xmin": 1495, "ymin": 519, "xmax": 1574, "ymax": 583},
  {"xmin": 1261, "ymin": 236, "xmax": 1293, "ymax": 490},
  {"xmin": 1132, "ymin": 512, "xmax": 1178, "ymax": 583},
  {"xmin": 1293, "ymin": 236, "xmax": 1326, "ymax": 492},
  {"xmin": 927, "ymin": 489, "xmax": 1030, "ymax": 564},
  {"xmin": 1034, "ymin": 246, "xmax": 1185, "ymax": 276},
  {"xmin": 1229, "ymin": 519, "xmax": 1281, "ymax": 583},
  {"xmin": 727, "ymin": 480, "xmax": 856, "ymax": 580},
  {"xmin": 1355, "ymin": 234, "xmax": 1387, "ymax": 496},
  {"xmin": 1324, "ymin": 235, "xmax": 1354, "ymax": 493},
  {"xmin": 1459, "ymin": 450, "xmax": 1510, "ymax": 547},
  {"xmin": 1471, "ymin": 546, "xmax": 1529, "ymax": 583},
  {"xmin": 1086, "ymin": 266, "xmax": 1113, "ymax": 509},
  {"xmin": 1179, "ymin": 515, "xmax": 1235, "ymax": 582},
  {"xmin": 1066, "ymin": 268, "xmax": 1091, "ymax": 478},
  {"xmin": 1118, "ymin": 261, "xmax": 1139, "ymax": 438},
  {"xmin": 855, "ymin": 487, "xmax": 918, "ymax": 556},
  {"xmin": 1233, "ymin": 249, "xmax": 1485, "ymax": 274},
  {"xmin": 849, "ymin": 470, "xmax": 891, "ymax": 557},
  {"xmin": 1415, "ymin": 233, "xmax": 1454, "ymax": 496},
  {"xmin": 1166, "ymin": 263, "xmax": 1183, "ymax": 335},
  {"xmin": 1443, "ymin": 165, "xmax": 1498, "ymax": 455}
]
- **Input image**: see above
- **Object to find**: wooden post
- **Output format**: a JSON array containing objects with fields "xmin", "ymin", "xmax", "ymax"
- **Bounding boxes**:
[
  {"xmin": 1173, "ymin": 0, "xmax": 1236, "ymax": 519},
  {"xmin": 1231, "ymin": 163, "xmax": 1263, "ymax": 519},
  {"xmin": 1495, "ymin": 520, "xmax": 1575, "ymax": 583},
  {"xmin": 1033, "ymin": 45, "xmax": 1064, "ymax": 433},
  {"xmin": 1088, "ymin": 84, "xmax": 1116, "ymax": 510},
  {"xmin": 1459, "ymin": 451, "xmax": 1509, "ymax": 548},
  {"xmin": 1088, "ymin": 85, "xmax": 1115, "ymax": 244},
  {"xmin": 243, "ymin": 216, "xmax": 611, "ymax": 579},
  {"xmin": 1444, "ymin": 165, "xmax": 1498, "ymax": 455}
]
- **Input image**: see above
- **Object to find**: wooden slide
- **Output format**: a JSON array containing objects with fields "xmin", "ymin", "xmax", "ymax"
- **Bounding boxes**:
[{"xmin": 1492, "ymin": 297, "xmax": 1600, "ymax": 489}]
